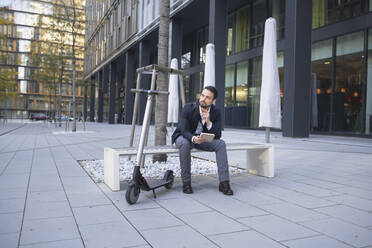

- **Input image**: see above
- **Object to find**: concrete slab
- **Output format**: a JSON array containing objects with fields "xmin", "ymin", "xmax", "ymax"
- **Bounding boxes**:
[
  {"xmin": 314, "ymin": 204, "xmax": 372, "ymax": 227},
  {"xmin": 78, "ymin": 221, "xmax": 147, "ymax": 248},
  {"xmin": 20, "ymin": 217, "xmax": 80, "ymax": 246},
  {"xmin": 142, "ymin": 225, "xmax": 218, "ymax": 248},
  {"xmin": 24, "ymin": 201, "xmax": 72, "ymax": 220},
  {"xmin": 0, "ymin": 232, "xmax": 19, "ymax": 248},
  {"xmin": 156, "ymin": 197, "xmax": 211, "ymax": 215},
  {"xmin": 209, "ymin": 230, "xmax": 286, "ymax": 248},
  {"xmin": 178, "ymin": 211, "xmax": 249, "ymax": 236},
  {"xmin": 124, "ymin": 208, "xmax": 183, "ymax": 231},
  {"xmin": 301, "ymin": 218, "xmax": 372, "ymax": 247},
  {"xmin": 260, "ymin": 202, "xmax": 328, "ymax": 222},
  {"xmin": 0, "ymin": 212, "xmax": 23, "ymax": 234},
  {"xmin": 282, "ymin": 235, "xmax": 353, "ymax": 248},
  {"xmin": 239, "ymin": 214, "xmax": 318, "ymax": 241},
  {"xmin": 0, "ymin": 198, "xmax": 25, "ymax": 213},
  {"xmin": 19, "ymin": 239, "xmax": 84, "ymax": 248},
  {"xmin": 73, "ymin": 205, "xmax": 124, "ymax": 226}
]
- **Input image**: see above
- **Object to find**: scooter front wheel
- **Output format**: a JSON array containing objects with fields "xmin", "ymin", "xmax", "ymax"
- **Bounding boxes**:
[{"xmin": 125, "ymin": 183, "xmax": 140, "ymax": 204}]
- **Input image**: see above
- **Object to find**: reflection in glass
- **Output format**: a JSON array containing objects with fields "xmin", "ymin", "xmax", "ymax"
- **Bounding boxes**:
[
  {"xmin": 226, "ymin": 15, "xmax": 233, "ymax": 56},
  {"xmin": 225, "ymin": 64, "xmax": 235, "ymax": 107},
  {"xmin": 248, "ymin": 56, "xmax": 262, "ymax": 128},
  {"xmin": 366, "ymin": 29, "xmax": 372, "ymax": 134},
  {"xmin": 272, "ymin": 0, "xmax": 285, "ymax": 40},
  {"xmin": 334, "ymin": 31, "xmax": 364, "ymax": 132},
  {"xmin": 234, "ymin": 6, "xmax": 249, "ymax": 53},
  {"xmin": 181, "ymin": 52, "xmax": 191, "ymax": 69},
  {"xmin": 250, "ymin": 0, "xmax": 266, "ymax": 48},
  {"xmin": 191, "ymin": 72, "xmax": 203, "ymax": 102},
  {"xmin": 236, "ymin": 61, "xmax": 248, "ymax": 106},
  {"xmin": 312, "ymin": 39, "xmax": 333, "ymax": 131}
]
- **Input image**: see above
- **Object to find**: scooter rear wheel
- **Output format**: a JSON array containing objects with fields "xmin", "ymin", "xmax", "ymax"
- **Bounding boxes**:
[
  {"xmin": 163, "ymin": 170, "xmax": 174, "ymax": 189},
  {"xmin": 126, "ymin": 184, "xmax": 140, "ymax": 204}
]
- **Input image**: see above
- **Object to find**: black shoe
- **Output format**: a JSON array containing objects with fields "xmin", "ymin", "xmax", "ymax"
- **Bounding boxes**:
[
  {"xmin": 219, "ymin": 181, "xmax": 233, "ymax": 195},
  {"xmin": 183, "ymin": 182, "xmax": 193, "ymax": 194}
]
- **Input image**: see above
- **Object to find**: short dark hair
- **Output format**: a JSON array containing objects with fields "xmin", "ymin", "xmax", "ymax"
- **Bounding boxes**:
[{"xmin": 203, "ymin": 86, "xmax": 218, "ymax": 99}]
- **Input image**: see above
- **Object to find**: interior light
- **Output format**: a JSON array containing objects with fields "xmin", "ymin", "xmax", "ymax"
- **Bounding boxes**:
[
  {"xmin": 340, "ymin": 88, "xmax": 346, "ymax": 93},
  {"xmin": 317, "ymin": 89, "xmax": 321, "ymax": 94},
  {"xmin": 326, "ymin": 89, "xmax": 331, "ymax": 94},
  {"xmin": 354, "ymin": 92, "xmax": 358, "ymax": 97},
  {"xmin": 324, "ymin": 61, "xmax": 331, "ymax": 65}
]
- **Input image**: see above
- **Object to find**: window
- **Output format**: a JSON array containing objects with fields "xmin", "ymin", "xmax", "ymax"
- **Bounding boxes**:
[
  {"xmin": 225, "ymin": 64, "xmax": 235, "ymax": 107},
  {"xmin": 334, "ymin": 31, "xmax": 364, "ymax": 132},
  {"xmin": 312, "ymin": 39, "xmax": 333, "ymax": 131},
  {"xmin": 313, "ymin": 0, "xmax": 369, "ymax": 29},
  {"xmin": 366, "ymin": 28, "xmax": 372, "ymax": 134},
  {"xmin": 236, "ymin": 61, "xmax": 248, "ymax": 106}
]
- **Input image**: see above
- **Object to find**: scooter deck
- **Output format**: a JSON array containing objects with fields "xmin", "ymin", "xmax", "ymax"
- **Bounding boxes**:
[{"xmin": 146, "ymin": 178, "xmax": 169, "ymax": 189}]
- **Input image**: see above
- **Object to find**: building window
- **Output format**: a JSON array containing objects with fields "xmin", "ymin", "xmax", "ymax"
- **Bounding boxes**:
[
  {"xmin": 234, "ymin": 6, "xmax": 249, "ymax": 53},
  {"xmin": 312, "ymin": 39, "xmax": 333, "ymax": 131},
  {"xmin": 334, "ymin": 31, "xmax": 364, "ymax": 132},
  {"xmin": 236, "ymin": 61, "xmax": 248, "ymax": 106},
  {"xmin": 181, "ymin": 52, "xmax": 191, "ymax": 69},
  {"xmin": 248, "ymin": 56, "xmax": 262, "ymax": 128},
  {"xmin": 312, "ymin": 0, "xmax": 369, "ymax": 29},
  {"xmin": 366, "ymin": 28, "xmax": 372, "ymax": 134},
  {"xmin": 225, "ymin": 64, "xmax": 235, "ymax": 107}
]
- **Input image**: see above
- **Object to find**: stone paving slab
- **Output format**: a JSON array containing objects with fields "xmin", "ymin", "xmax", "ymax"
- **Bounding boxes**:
[
  {"xmin": 239, "ymin": 214, "xmax": 319, "ymax": 241},
  {"xmin": 0, "ymin": 122, "xmax": 372, "ymax": 247},
  {"xmin": 209, "ymin": 230, "xmax": 286, "ymax": 248},
  {"xmin": 301, "ymin": 218, "xmax": 372, "ymax": 247},
  {"xmin": 282, "ymin": 235, "xmax": 353, "ymax": 248}
]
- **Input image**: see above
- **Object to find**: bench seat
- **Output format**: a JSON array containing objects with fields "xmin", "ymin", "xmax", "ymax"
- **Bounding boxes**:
[{"xmin": 104, "ymin": 143, "xmax": 274, "ymax": 191}]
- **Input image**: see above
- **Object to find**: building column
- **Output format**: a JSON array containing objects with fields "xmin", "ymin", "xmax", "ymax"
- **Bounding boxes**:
[
  {"xmin": 138, "ymin": 40, "xmax": 151, "ymax": 124},
  {"xmin": 108, "ymin": 62, "xmax": 117, "ymax": 124},
  {"xmin": 208, "ymin": 0, "xmax": 227, "ymax": 126},
  {"xmin": 283, "ymin": 0, "xmax": 312, "ymax": 137},
  {"xmin": 124, "ymin": 50, "xmax": 136, "ymax": 124},
  {"xmin": 89, "ymin": 76, "xmax": 95, "ymax": 122},
  {"xmin": 171, "ymin": 18, "xmax": 183, "ymax": 67},
  {"xmin": 97, "ymin": 70, "xmax": 104, "ymax": 123}
]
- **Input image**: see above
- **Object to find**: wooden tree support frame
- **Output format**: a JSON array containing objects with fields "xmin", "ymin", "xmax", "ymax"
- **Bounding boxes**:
[{"xmin": 128, "ymin": 64, "xmax": 186, "ymax": 166}]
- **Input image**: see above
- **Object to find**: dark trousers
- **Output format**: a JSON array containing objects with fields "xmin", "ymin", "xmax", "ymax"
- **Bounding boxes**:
[{"xmin": 175, "ymin": 136, "xmax": 230, "ymax": 183}]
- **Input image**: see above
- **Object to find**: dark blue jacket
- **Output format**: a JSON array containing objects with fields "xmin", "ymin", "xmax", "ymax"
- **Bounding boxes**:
[{"xmin": 171, "ymin": 101, "xmax": 222, "ymax": 144}]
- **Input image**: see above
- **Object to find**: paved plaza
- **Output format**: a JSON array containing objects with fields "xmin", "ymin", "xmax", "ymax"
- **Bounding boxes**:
[{"xmin": 0, "ymin": 121, "xmax": 372, "ymax": 248}]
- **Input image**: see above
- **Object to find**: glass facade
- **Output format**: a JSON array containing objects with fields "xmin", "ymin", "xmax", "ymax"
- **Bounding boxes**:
[
  {"xmin": 334, "ymin": 31, "xmax": 364, "ymax": 132},
  {"xmin": 365, "ymin": 29, "xmax": 372, "ymax": 134},
  {"xmin": 311, "ymin": 30, "xmax": 372, "ymax": 135},
  {"xmin": 312, "ymin": 0, "xmax": 370, "ymax": 29},
  {"xmin": 223, "ymin": 52, "xmax": 284, "ymax": 128},
  {"xmin": 0, "ymin": 0, "xmax": 86, "ymax": 119},
  {"xmin": 226, "ymin": 0, "xmax": 285, "ymax": 55}
]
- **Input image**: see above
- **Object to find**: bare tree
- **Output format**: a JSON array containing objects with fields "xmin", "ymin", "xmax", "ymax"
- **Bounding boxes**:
[{"xmin": 153, "ymin": 0, "xmax": 170, "ymax": 162}]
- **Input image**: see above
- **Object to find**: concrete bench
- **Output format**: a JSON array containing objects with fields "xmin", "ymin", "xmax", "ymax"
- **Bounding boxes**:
[{"xmin": 104, "ymin": 143, "xmax": 274, "ymax": 191}]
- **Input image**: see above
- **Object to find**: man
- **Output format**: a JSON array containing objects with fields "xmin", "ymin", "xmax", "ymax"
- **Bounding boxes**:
[{"xmin": 172, "ymin": 86, "xmax": 233, "ymax": 195}]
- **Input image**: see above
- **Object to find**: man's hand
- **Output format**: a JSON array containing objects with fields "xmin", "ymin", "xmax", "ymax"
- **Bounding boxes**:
[
  {"xmin": 201, "ymin": 108, "xmax": 211, "ymax": 126},
  {"xmin": 193, "ymin": 135, "xmax": 206, "ymax": 144}
]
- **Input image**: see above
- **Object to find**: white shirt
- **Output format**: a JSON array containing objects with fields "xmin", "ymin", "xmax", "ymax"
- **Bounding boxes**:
[{"xmin": 192, "ymin": 106, "xmax": 213, "ymax": 143}]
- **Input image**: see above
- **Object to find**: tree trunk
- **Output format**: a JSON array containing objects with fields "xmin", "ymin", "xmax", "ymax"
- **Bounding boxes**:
[
  {"xmin": 72, "ymin": 0, "xmax": 77, "ymax": 132},
  {"xmin": 153, "ymin": 0, "xmax": 170, "ymax": 163}
]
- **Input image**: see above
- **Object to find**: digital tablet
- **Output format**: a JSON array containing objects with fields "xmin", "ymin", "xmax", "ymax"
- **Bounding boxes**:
[{"xmin": 200, "ymin": 132, "xmax": 215, "ymax": 142}]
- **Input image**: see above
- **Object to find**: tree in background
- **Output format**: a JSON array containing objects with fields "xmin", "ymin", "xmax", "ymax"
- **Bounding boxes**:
[{"xmin": 54, "ymin": 0, "xmax": 86, "ymax": 132}]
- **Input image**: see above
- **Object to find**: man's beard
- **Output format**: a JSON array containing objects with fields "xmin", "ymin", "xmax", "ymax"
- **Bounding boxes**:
[{"xmin": 200, "ymin": 100, "xmax": 211, "ymax": 109}]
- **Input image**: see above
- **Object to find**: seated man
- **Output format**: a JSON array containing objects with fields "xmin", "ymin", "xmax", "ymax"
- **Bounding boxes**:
[{"xmin": 171, "ymin": 86, "xmax": 233, "ymax": 195}]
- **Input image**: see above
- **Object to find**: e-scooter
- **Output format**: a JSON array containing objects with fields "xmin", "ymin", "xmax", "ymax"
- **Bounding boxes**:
[{"xmin": 125, "ymin": 88, "xmax": 174, "ymax": 205}]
